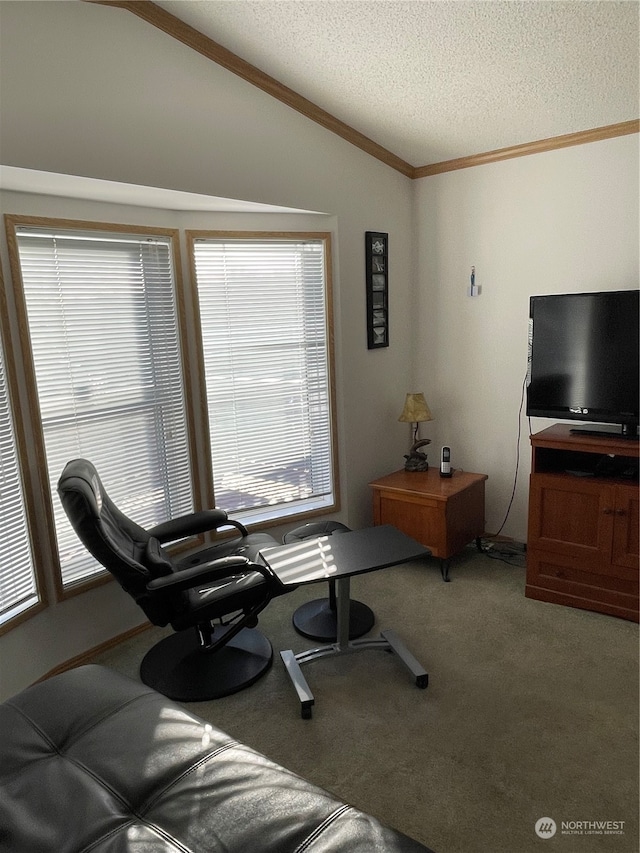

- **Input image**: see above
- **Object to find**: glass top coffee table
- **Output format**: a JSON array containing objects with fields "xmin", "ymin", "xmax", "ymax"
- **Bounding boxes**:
[{"xmin": 259, "ymin": 525, "xmax": 430, "ymax": 718}]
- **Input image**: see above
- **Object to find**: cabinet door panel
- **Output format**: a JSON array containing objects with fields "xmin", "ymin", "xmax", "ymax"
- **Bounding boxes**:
[
  {"xmin": 528, "ymin": 475, "xmax": 613, "ymax": 565},
  {"xmin": 612, "ymin": 485, "xmax": 640, "ymax": 570}
]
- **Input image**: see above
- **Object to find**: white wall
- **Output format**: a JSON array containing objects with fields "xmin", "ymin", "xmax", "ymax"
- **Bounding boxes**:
[{"xmin": 415, "ymin": 134, "xmax": 639, "ymax": 540}]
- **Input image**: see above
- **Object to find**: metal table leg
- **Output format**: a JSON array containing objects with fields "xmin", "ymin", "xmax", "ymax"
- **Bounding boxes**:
[{"xmin": 280, "ymin": 575, "xmax": 428, "ymax": 718}]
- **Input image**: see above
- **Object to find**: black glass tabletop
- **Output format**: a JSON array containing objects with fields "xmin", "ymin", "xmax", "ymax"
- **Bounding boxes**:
[{"xmin": 258, "ymin": 524, "xmax": 429, "ymax": 587}]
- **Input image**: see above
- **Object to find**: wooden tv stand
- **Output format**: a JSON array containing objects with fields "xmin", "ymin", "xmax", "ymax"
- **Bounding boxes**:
[{"xmin": 526, "ymin": 424, "xmax": 639, "ymax": 622}]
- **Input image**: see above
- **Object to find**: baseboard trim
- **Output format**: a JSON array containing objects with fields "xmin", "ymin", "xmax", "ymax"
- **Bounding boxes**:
[{"xmin": 35, "ymin": 622, "xmax": 151, "ymax": 684}]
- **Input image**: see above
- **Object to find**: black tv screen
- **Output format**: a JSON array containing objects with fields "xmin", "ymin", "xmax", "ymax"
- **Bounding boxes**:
[{"xmin": 527, "ymin": 289, "xmax": 639, "ymax": 438}]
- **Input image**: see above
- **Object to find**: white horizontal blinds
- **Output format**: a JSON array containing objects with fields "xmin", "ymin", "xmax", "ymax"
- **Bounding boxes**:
[
  {"xmin": 0, "ymin": 344, "xmax": 39, "ymax": 626},
  {"xmin": 193, "ymin": 238, "xmax": 334, "ymax": 516},
  {"xmin": 15, "ymin": 227, "xmax": 193, "ymax": 587}
]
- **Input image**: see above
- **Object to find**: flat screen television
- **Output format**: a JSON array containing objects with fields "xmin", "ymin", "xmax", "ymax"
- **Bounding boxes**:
[{"xmin": 526, "ymin": 289, "xmax": 639, "ymax": 439}]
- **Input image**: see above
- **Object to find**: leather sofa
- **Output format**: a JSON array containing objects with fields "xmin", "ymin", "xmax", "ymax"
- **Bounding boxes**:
[{"xmin": 0, "ymin": 665, "xmax": 434, "ymax": 852}]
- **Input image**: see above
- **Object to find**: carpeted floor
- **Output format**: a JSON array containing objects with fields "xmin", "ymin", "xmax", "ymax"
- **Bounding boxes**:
[{"xmin": 89, "ymin": 546, "xmax": 639, "ymax": 853}]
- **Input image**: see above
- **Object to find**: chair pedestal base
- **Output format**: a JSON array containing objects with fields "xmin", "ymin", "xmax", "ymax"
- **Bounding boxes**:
[
  {"xmin": 292, "ymin": 598, "xmax": 375, "ymax": 642},
  {"xmin": 140, "ymin": 626, "xmax": 273, "ymax": 702}
]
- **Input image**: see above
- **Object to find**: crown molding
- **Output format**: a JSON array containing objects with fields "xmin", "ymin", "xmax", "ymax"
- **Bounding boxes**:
[
  {"xmin": 414, "ymin": 120, "xmax": 640, "ymax": 178},
  {"xmin": 88, "ymin": 2, "xmax": 638, "ymax": 180}
]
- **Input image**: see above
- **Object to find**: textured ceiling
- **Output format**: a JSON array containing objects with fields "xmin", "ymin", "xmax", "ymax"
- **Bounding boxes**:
[{"xmin": 155, "ymin": 0, "xmax": 639, "ymax": 168}]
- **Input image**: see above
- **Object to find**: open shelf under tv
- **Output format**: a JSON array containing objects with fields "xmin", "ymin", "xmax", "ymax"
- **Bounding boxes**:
[{"xmin": 570, "ymin": 423, "xmax": 640, "ymax": 440}]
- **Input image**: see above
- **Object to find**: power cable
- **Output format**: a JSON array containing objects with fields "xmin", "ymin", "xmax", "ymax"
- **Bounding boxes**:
[{"xmin": 491, "ymin": 370, "xmax": 528, "ymax": 538}]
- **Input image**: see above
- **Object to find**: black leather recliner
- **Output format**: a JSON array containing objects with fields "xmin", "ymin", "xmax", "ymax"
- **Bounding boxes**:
[{"xmin": 57, "ymin": 458, "xmax": 288, "ymax": 702}]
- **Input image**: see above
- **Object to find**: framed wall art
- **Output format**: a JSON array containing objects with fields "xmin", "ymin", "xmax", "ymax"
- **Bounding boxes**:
[{"xmin": 365, "ymin": 231, "xmax": 389, "ymax": 349}]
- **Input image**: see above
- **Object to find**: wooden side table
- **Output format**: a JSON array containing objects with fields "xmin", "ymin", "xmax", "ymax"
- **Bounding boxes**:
[{"xmin": 369, "ymin": 468, "xmax": 488, "ymax": 581}]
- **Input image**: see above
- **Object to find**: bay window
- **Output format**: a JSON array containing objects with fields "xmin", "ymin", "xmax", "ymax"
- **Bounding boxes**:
[{"xmin": 2, "ymin": 217, "xmax": 338, "ymax": 621}]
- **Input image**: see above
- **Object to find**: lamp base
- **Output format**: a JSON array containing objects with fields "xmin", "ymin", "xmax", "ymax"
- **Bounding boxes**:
[
  {"xmin": 404, "ymin": 460, "xmax": 428, "ymax": 472},
  {"xmin": 403, "ymin": 438, "xmax": 430, "ymax": 471}
]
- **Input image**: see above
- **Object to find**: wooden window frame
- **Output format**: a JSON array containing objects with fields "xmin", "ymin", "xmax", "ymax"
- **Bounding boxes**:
[
  {"xmin": 186, "ymin": 230, "xmax": 340, "ymax": 529},
  {"xmin": 4, "ymin": 215, "xmax": 201, "ymax": 601}
]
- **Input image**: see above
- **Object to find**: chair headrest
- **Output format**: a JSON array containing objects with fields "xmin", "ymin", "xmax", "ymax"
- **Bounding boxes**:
[
  {"xmin": 57, "ymin": 457, "xmax": 166, "ymax": 589},
  {"xmin": 58, "ymin": 459, "xmax": 105, "ymax": 518}
]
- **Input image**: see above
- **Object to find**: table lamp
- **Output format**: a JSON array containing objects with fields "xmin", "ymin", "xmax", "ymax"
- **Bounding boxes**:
[{"xmin": 398, "ymin": 392, "xmax": 433, "ymax": 471}]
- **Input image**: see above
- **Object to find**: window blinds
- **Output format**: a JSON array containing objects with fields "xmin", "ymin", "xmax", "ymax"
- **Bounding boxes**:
[
  {"xmin": 192, "ymin": 237, "xmax": 335, "ymax": 521},
  {"xmin": 15, "ymin": 226, "xmax": 193, "ymax": 588},
  {"xmin": 0, "ymin": 344, "xmax": 39, "ymax": 627}
]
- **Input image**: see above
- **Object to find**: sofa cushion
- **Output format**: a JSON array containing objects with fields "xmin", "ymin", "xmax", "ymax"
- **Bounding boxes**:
[{"xmin": 0, "ymin": 665, "xmax": 433, "ymax": 853}]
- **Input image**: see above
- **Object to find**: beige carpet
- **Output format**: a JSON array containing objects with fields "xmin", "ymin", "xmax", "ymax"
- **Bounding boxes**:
[{"xmin": 89, "ymin": 547, "xmax": 639, "ymax": 853}]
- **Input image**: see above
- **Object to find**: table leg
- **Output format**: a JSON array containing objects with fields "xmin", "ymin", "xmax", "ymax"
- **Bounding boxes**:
[
  {"xmin": 335, "ymin": 576, "xmax": 351, "ymax": 650},
  {"xmin": 280, "ymin": 649, "xmax": 315, "ymax": 719},
  {"xmin": 381, "ymin": 629, "xmax": 429, "ymax": 689},
  {"xmin": 280, "ymin": 568, "xmax": 428, "ymax": 718}
]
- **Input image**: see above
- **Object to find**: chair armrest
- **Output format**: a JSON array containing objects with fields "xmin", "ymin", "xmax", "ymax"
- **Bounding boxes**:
[
  {"xmin": 146, "ymin": 556, "xmax": 285, "ymax": 595},
  {"xmin": 148, "ymin": 509, "xmax": 231, "ymax": 543}
]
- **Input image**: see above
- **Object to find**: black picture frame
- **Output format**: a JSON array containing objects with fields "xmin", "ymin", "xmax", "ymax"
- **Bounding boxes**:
[{"xmin": 365, "ymin": 231, "xmax": 388, "ymax": 349}]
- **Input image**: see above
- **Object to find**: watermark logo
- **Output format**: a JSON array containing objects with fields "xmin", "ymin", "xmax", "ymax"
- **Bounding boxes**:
[
  {"xmin": 561, "ymin": 820, "xmax": 625, "ymax": 836},
  {"xmin": 535, "ymin": 817, "xmax": 557, "ymax": 839},
  {"xmin": 534, "ymin": 816, "xmax": 626, "ymax": 839}
]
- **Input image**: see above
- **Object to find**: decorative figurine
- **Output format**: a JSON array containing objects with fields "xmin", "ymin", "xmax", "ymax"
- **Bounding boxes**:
[{"xmin": 404, "ymin": 438, "xmax": 431, "ymax": 472}]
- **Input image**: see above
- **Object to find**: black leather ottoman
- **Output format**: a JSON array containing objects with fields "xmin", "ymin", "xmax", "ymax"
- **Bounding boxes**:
[{"xmin": 0, "ymin": 665, "xmax": 435, "ymax": 853}]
